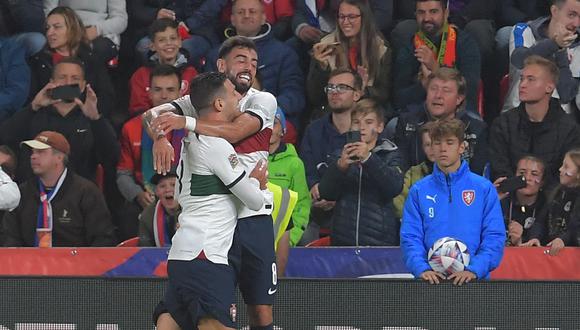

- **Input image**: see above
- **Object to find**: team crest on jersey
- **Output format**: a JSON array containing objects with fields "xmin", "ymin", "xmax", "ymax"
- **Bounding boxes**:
[
  {"xmin": 228, "ymin": 154, "xmax": 239, "ymax": 169},
  {"xmin": 462, "ymin": 190, "xmax": 475, "ymax": 206}
]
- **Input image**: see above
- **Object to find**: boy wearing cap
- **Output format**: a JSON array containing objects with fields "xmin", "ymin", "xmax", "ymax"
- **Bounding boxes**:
[
  {"xmin": 138, "ymin": 169, "xmax": 181, "ymax": 247},
  {"xmin": 2, "ymin": 131, "xmax": 117, "ymax": 247}
]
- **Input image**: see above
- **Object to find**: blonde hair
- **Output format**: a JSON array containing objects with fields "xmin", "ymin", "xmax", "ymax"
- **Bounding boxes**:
[{"xmin": 351, "ymin": 98, "xmax": 384, "ymax": 124}]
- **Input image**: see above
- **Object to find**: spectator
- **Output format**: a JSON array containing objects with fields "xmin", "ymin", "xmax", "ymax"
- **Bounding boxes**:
[
  {"xmin": 220, "ymin": 0, "xmax": 295, "ymax": 41},
  {"xmin": 28, "ymin": 7, "xmax": 115, "ymax": 118},
  {"xmin": 132, "ymin": 0, "xmax": 227, "ymax": 69},
  {"xmin": 0, "ymin": 57, "xmax": 120, "ymax": 183},
  {"xmin": 0, "ymin": 37, "xmax": 30, "ymax": 123},
  {"xmin": 0, "ymin": 145, "xmax": 20, "ymax": 211},
  {"xmin": 138, "ymin": 170, "xmax": 180, "ymax": 247},
  {"xmin": 394, "ymin": 67, "xmax": 489, "ymax": 175},
  {"xmin": 44, "ymin": 0, "xmax": 128, "ymax": 63},
  {"xmin": 2, "ymin": 131, "xmax": 116, "ymax": 247},
  {"xmin": 489, "ymin": 55, "xmax": 580, "ymax": 184},
  {"xmin": 319, "ymin": 98, "xmax": 404, "ymax": 246},
  {"xmin": 0, "ymin": 0, "xmax": 46, "ymax": 57},
  {"xmin": 401, "ymin": 118, "xmax": 505, "ymax": 285},
  {"xmin": 308, "ymin": 0, "xmax": 392, "ymax": 108},
  {"xmin": 392, "ymin": 0, "xmax": 481, "ymax": 115},
  {"xmin": 205, "ymin": 0, "xmax": 304, "ymax": 144},
  {"xmin": 524, "ymin": 148, "xmax": 580, "ymax": 255},
  {"xmin": 129, "ymin": 18, "xmax": 197, "ymax": 115},
  {"xmin": 393, "ymin": 126, "xmax": 435, "ymax": 219},
  {"xmin": 299, "ymin": 68, "xmax": 363, "ymax": 244},
  {"xmin": 268, "ymin": 108, "xmax": 311, "ymax": 272},
  {"xmin": 503, "ymin": 0, "xmax": 580, "ymax": 112},
  {"xmin": 117, "ymin": 65, "xmax": 183, "ymax": 239},
  {"xmin": 494, "ymin": 155, "xmax": 547, "ymax": 246}
]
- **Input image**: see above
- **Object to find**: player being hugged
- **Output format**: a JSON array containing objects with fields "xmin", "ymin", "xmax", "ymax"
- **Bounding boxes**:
[
  {"xmin": 400, "ymin": 118, "xmax": 506, "ymax": 286},
  {"xmin": 144, "ymin": 36, "xmax": 278, "ymax": 329}
]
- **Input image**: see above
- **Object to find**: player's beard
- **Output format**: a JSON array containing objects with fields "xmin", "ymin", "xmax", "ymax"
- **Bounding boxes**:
[{"xmin": 227, "ymin": 71, "xmax": 252, "ymax": 95}]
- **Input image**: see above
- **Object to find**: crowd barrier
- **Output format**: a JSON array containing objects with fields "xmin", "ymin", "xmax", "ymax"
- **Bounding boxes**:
[
  {"xmin": 0, "ymin": 247, "xmax": 579, "ymax": 279},
  {"xmin": 0, "ymin": 277, "xmax": 578, "ymax": 330}
]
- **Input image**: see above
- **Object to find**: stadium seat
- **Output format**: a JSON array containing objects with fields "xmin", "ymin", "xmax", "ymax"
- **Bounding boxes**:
[
  {"xmin": 306, "ymin": 236, "xmax": 331, "ymax": 247},
  {"xmin": 117, "ymin": 237, "xmax": 139, "ymax": 247},
  {"xmin": 499, "ymin": 74, "xmax": 510, "ymax": 110},
  {"xmin": 95, "ymin": 164, "xmax": 104, "ymax": 192}
]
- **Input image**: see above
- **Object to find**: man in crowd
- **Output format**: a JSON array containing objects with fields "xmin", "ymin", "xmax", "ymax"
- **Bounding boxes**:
[
  {"xmin": 401, "ymin": 119, "xmax": 505, "ymax": 285},
  {"xmin": 490, "ymin": 55, "xmax": 580, "ymax": 184},
  {"xmin": 503, "ymin": 0, "xmax": 580, "ymax": 112},
  {"xmin": 2, "ymin": 131, "xmax": 116, "ymax": 247},
  {"xmin": 393, "ymin": 0, "xmax": 481, "ymax": 115},
  {"xmin": 394, "ymin": 68, "xmax": 488, "ymax": 175},
  {"xmin": 299, "ymin": 68, "xmax": 363, "ymax": 244}
]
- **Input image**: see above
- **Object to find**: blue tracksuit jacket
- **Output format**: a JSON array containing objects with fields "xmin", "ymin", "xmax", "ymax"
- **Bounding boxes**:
[{"xmin": 400, "ymin": 161, "xmax": 505, "ymax": 279}]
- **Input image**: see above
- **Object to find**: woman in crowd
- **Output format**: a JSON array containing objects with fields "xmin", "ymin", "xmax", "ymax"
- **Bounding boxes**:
[
  {"xmin": 307, "ymin": 0, "xmax": 391, "ymax": 108},
  {"xmin": 28, "ymin": 7, "xmax": 114, "ymax": 117},
  {"xmin": 524, "ymin": 149, "xmax": 580, "ymax": 255}
]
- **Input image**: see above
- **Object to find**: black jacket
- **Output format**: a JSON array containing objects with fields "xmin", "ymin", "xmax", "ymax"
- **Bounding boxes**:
[
  {"xmin": 394, "ymin": 103, "xmax": 489, "ymax": 175},
  {"xmin": 489, "ymin": 99, "xmax": 580, "ymax": 184},
  {"xmin": 529, "ymin": 186, "xmax": 580, "ymax": 246},
  {"xmin": 2, "ymin": 170, "xmax": 117, "ymax": 247},
  {"xmin": 27, "ymin": 45, "xmax": 115, "ymax": 118},
  {"xmin": 396, "ymin": 0, "xmax": 495, "ymax": 26},
  {"xmin": 0, "ymin": 104, "xmax": 120, "ymax": 182},
  {"xmin": 497, "ymin": 0, "xmax": 549, "ymax": 27},
  {"xmin": 319, "ymin": 139, "xmax": 404, "ymax": 246}
]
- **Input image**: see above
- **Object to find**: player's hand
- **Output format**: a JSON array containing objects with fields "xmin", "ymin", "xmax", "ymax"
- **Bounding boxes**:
[
  {"xmin": 508, "ymin": 221, "xmax": 523, "ymax": 246},
  {"xmin": 250, "ymin": 159, "xmax": 268, "ymax": 190},
  {"xmin": 136, "ymin": 191, "xmax": 155, "ymax": 209},
  {"xmin": 521, "ymin": 238, "xmax": 541, "ymax": 247},
  {"xmin": 420, "ymin": 270, "xmax": 445, "ymax": 284},
  {"xmin": 448, "ymin": 271, "xmax": 476, "ymax": 286},
  {"xmin": 152, "ymin": 112, "xmax": 186, "ymax": 134},
  {"xmin": 153, "ymin": 136, "xmax": 174, "ymax": 174},
  {"xmin": 546, "ymin": 238, "xmax": 565, "ymax": 256},
  {"xmin": 414, "ymin": 45, "xmax": 438, "ymax": 71},
  {"xmin": 337, "ymin": 143, "xmax": 360, "ymax": 171},
  {"xmin": 493, "ymin": 177, "xmax": 510, "ymax": 200},
  {"xmin": 75, "ymin": 84, "xmax": 100, "ymax": 120},
  {"xmin": 298, "ymin": 25, "xmax": 324, "ymax": 44}
]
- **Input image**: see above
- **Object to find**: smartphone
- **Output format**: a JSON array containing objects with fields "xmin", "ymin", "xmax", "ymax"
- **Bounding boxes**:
[
  {"xmin": 346, "ymin": 130, "xmax": 361, "ymax": 144},
  {"xmin": 50, "ymin": 84, "xmax": 81, "ymax": 102},
  {"xmin": 499, "ymin": 175, "xmax": 527, "ymax": 193}
]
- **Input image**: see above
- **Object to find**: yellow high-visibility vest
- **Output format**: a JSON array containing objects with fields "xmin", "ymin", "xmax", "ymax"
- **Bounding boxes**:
[{"xmin": 267, "ymin": 182, "xmax": 298, "ymax": 250}]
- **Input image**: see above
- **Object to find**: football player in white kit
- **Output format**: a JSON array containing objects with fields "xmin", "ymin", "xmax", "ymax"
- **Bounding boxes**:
[{"xmin": 145, "ymin": 37, "xmax": 278, "ymax": 330}]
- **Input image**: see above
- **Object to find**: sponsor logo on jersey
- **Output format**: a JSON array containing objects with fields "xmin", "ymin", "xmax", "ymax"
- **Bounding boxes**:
[{"xmin": 228, "ymin": 154, "xmax": 239, "ymax": 169}]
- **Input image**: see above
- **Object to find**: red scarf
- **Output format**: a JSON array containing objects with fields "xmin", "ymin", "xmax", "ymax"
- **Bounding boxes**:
[{"xmin": 414, "ymin": 22, "xmax": 457, "ymax": 68}]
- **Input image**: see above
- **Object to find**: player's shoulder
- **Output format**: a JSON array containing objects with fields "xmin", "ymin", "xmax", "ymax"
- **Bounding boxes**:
[
  {"xmin": 196, "ymin": 134, "xmax": 232, "ymax": 150},
  {"xmin": 245, "ymin": 88, "xmax": 277, "ymax": 113}
]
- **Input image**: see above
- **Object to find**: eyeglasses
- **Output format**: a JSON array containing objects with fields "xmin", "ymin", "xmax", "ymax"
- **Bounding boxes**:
[
  {"xmin": 338, "ymin": 14, "xmax": 362, "ymax": 22},
  {"xmin": 324, "ymin": 84, "xmax": 356, "ymax": 94}
]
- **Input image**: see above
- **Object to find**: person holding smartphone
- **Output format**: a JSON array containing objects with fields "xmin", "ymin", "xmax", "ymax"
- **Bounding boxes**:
[
  {"xmin": 493, "ymin": 156, "xmax": 547, "ymax": 246},
  {"xmin": 318, "ymin": 98, "xmax": 404, "ymax": 246}
]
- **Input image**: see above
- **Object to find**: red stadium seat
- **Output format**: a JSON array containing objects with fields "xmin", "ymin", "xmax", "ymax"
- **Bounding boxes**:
[
  {"xmin": 306, "ymin": 236, "xmax": 331, "ymax": 247},
  {"xmin": 95, "ymin": 164, "xmax": 104, "ymax": 192},
  {"xmin": 499, "ymin": 74, "xmax": 510, "ymax": 110},
  {"xmin": 117, "ymin": 237, "xmax": 139, "ymax": 247}
]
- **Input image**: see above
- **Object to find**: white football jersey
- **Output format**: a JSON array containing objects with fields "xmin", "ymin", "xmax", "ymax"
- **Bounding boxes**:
[
  {"xmin": 168, "ymin": 133, "xmax": 246, "ymax": 264},
  {"xmin": 171, "ymin": 88, "xmax": 277, "ymax": 218}
]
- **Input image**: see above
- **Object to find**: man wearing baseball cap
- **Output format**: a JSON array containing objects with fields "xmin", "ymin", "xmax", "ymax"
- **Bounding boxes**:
[{"xmin": 2, "ymin": 131, "xmax": 117, "ymax": 247}]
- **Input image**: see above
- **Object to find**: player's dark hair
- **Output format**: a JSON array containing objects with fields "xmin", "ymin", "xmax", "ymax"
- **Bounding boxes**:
[
  {"xmin": 217, "ymin": 36, "xmax": 257, "ymax": 59},
  {"xmin": 149, "ymin": 64, "xmax": 182, "ymax": 86},
  {"xmin": 189, "ymin": 72, "xmax": 228, "ymax": 115}
]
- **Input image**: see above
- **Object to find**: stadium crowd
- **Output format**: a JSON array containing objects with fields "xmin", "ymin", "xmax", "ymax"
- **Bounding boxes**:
[{"xmin": 1, "ymin": 0, "xmax": 580, "ymax": 259}]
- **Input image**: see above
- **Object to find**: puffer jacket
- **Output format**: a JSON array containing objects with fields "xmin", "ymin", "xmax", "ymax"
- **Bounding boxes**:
[{"xmin": 319, "ymin": 139, "xmax": 404, "ymax": 246}]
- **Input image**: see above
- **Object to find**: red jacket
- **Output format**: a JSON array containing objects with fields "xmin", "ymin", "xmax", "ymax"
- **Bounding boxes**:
[
  {"xmin": 129, "ymin": 61, "xmax": 197, "ymax": 115},
  {"xmin": 221, "ymin": 0, "xmax": 295, "ymax": 25},
  {"xmin": 117, "ymin": 116, "xmax": 180, "ymax": 185}
]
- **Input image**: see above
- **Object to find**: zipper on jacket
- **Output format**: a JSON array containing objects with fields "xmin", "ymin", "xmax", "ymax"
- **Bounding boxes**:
[
  {"xmin": 446, "ymin": 174, "xmax": 452, "ymax": 203},
  {"xmin": 355, "ymin": 165, "xmax": 363, "ymax": 247}
]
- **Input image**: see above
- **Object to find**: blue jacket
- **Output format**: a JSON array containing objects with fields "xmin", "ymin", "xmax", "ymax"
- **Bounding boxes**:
[
  {"xmin": 400, "ymin": 161, "xmax": 505, "ymax": 279},
  {"xmin": 204, "ymin": 24, "xmax": 305, "ymax": 126},
  {"xmin": 0, "ymin": 38, "xmax": 30, "ymax": 122}
]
